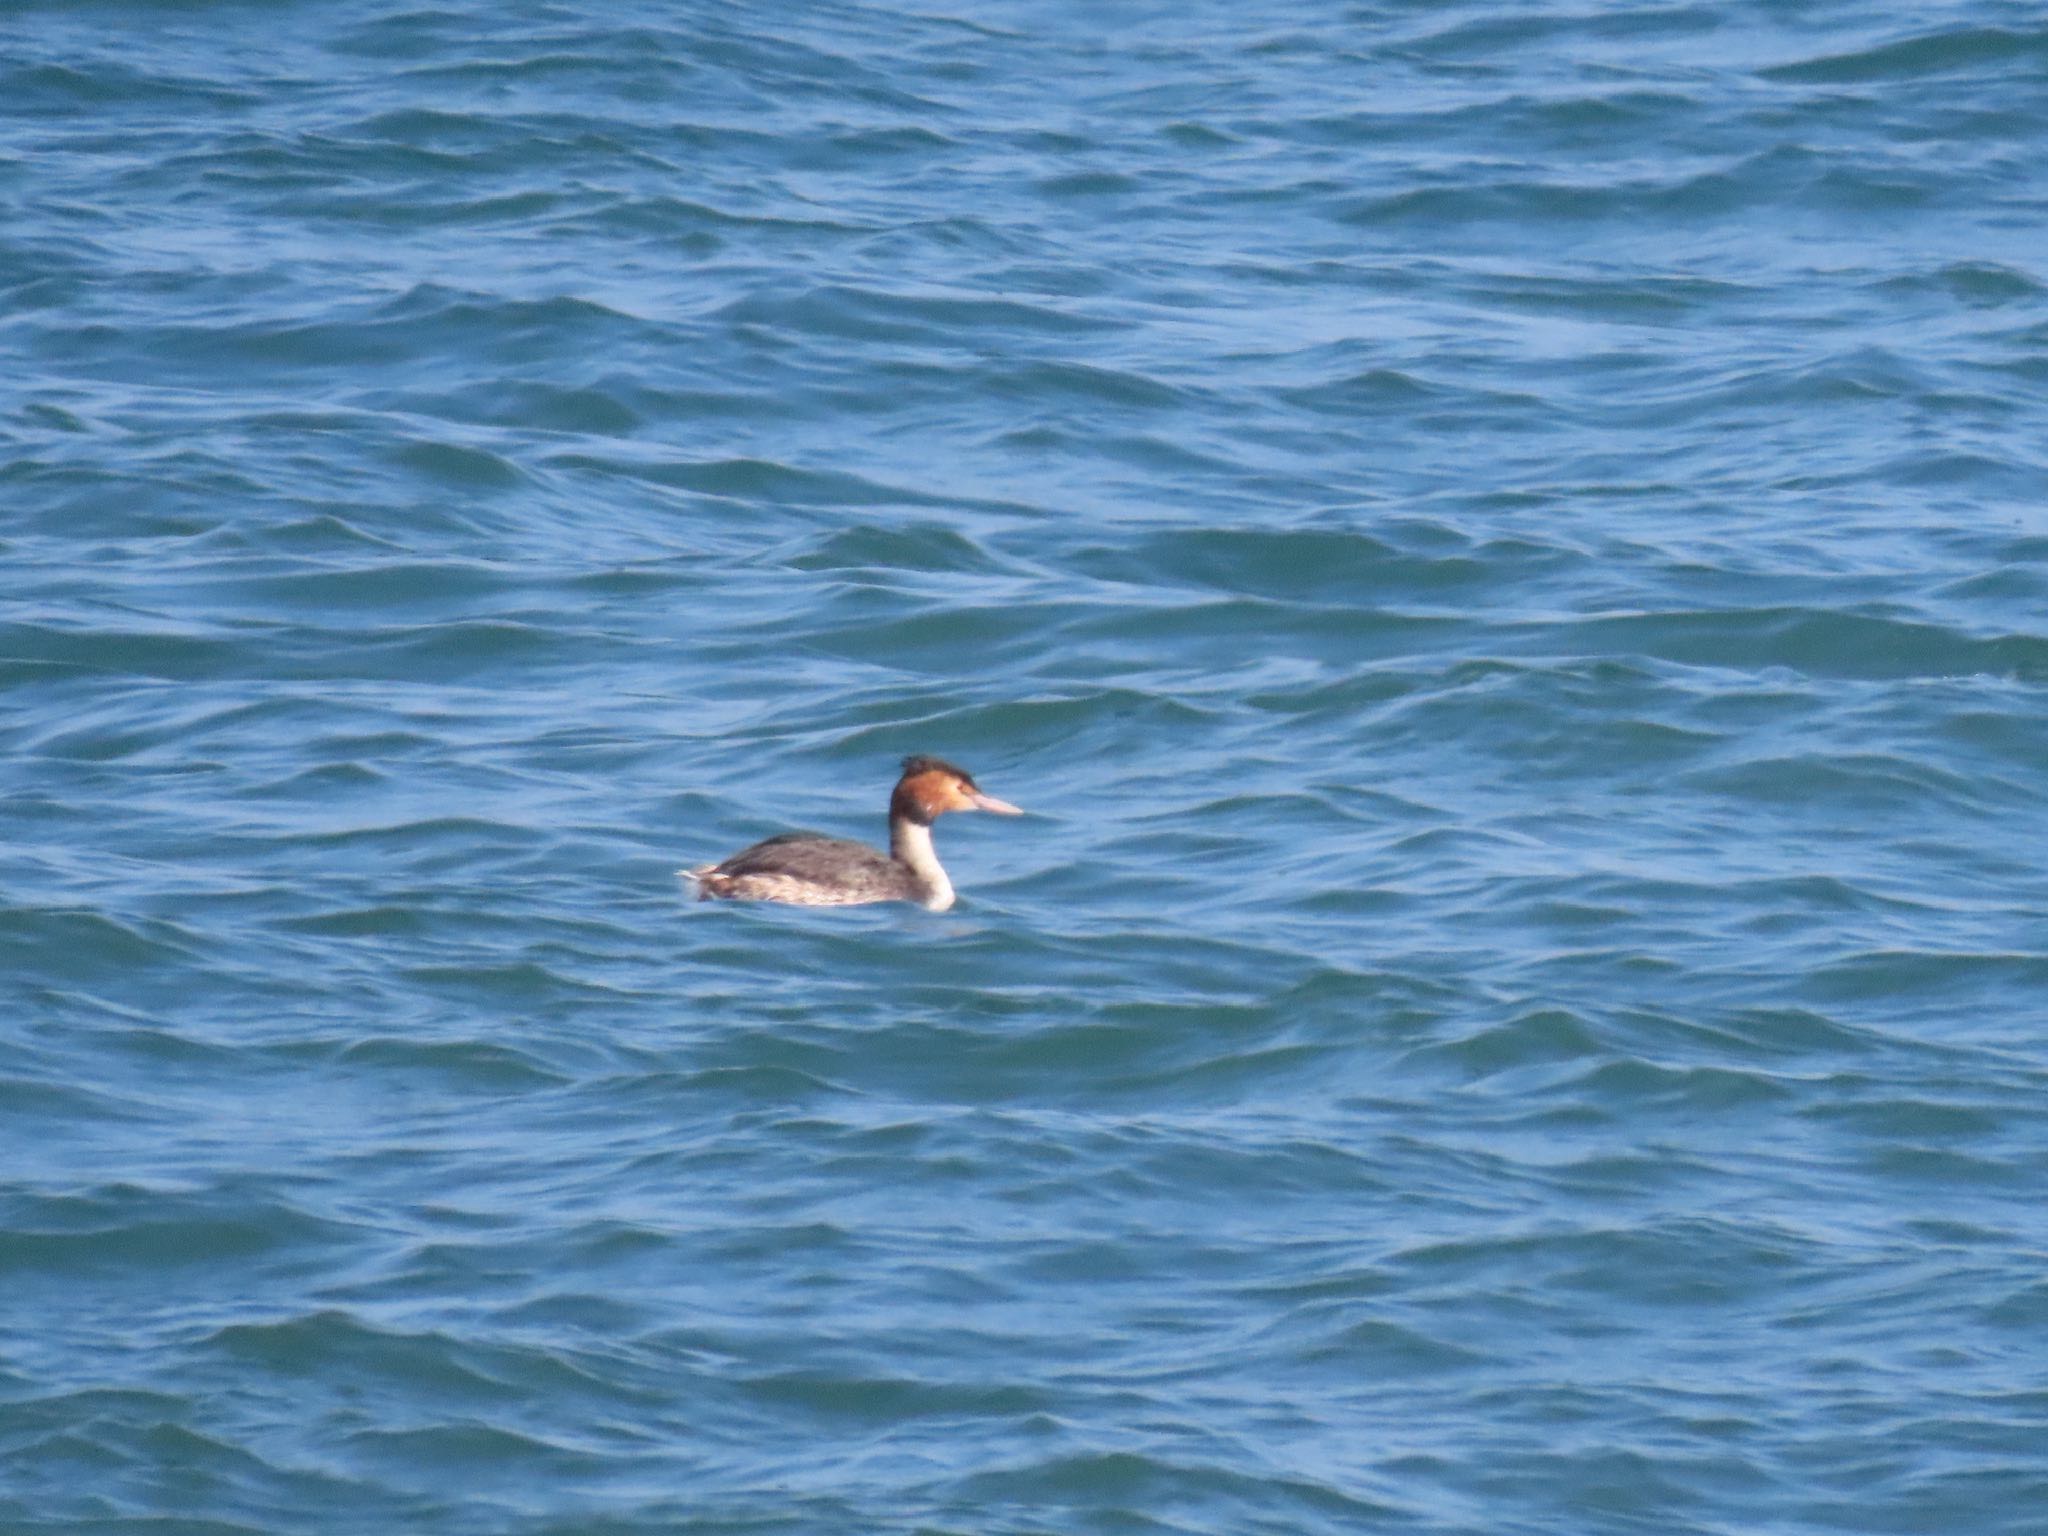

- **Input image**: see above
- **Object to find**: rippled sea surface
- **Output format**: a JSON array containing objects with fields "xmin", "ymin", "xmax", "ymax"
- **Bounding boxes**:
[{"xmin": 6, "ymin": 2, "xmax": 2048, "ymax": 1531}]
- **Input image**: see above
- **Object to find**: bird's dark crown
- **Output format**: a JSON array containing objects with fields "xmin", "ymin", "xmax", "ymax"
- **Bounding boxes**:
[{"xmin": 899, "ymin": 755, "xmax": 975, "ymax": 785}]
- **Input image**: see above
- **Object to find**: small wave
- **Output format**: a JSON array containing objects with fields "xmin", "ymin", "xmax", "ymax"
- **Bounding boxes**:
[
  {"xmin": 299, "ymin": 1033, "xmax": 573, "ymax": 1090},
  {"xmin": 738, "ymin": 1369, "xmax": 1049, "ymax": 1422},
  {"xmin": 952, "ymin": 1449, "xmax": 1406, "ymax": 1525},
  {"xmin": 1761, "ymin": 24, "xmax": 2045, "ymax": 82},
  {"xmin": 1800, "ymin": 949, "xmax": 2048, "ymax": 1009},
  {"xmin": 1555, "ymin": 607, "xmax": 2048, "ymax": 682},
  {"xmin": 784, "ymin": 522, "xmax": 1009, "ymax": 577},
  {"xmin": 9, "ymin": 60, "xmax": 257, "ymax": 112},
  {"xmin": 1402, "ymin": 1007, "xmax": 1608, "ymax": 1081},
  {"xmin": 712, "ymin": 283, "xmax": 1125, "ymax": 343},
  {"xmin": 5, "ymin": 1181, "xmax": 344, "ymax": 1275}
]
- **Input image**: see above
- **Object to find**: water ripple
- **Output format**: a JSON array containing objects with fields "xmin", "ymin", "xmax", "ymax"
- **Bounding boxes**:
[{"xmin": 6, "ymin": 2, "xmax": 2048, "ymax": 1534}]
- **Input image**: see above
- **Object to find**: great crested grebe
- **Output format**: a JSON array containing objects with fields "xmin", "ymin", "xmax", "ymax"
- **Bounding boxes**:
[{"xmin": 685, "ymin": 756, "xmax": 1022, "ymax": 911}]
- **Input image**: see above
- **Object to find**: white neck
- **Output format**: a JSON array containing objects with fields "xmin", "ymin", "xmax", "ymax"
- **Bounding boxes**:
[{"xmin": 890, "ymin": 817, "xmax": 955, "ymax": 910}]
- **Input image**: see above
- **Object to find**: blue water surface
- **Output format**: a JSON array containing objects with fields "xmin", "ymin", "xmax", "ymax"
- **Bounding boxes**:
[{"xmin": 4, "ymin": 2, "xmax": 2047, "ymax": 1532}]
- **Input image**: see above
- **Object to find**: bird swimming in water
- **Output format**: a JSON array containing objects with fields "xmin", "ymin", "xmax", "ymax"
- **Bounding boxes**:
[{"xmin": 685, "ymin": 756, "xmax": 1022, "ymax": 911}]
